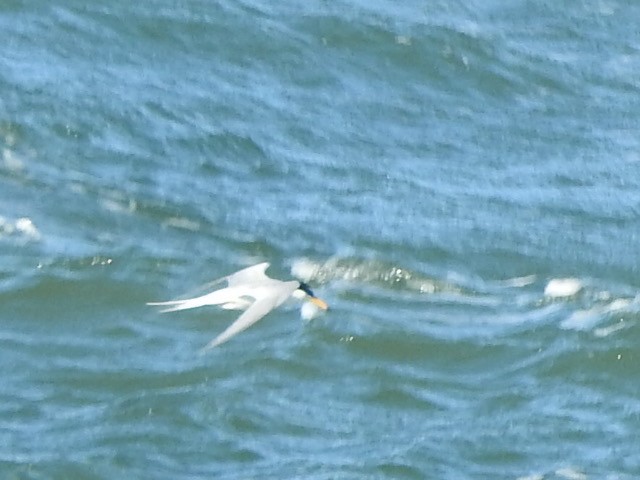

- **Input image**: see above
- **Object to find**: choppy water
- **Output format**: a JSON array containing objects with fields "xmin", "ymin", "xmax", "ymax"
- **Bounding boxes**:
[{"xmin": 2, "ymin": 1, "xmax": 640, "ymax": 479}]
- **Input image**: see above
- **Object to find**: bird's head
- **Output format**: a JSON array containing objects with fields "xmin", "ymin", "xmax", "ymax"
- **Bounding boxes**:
[{"xmin": 295, "ymin": 281, "xmax": 329, "ymax": 310}]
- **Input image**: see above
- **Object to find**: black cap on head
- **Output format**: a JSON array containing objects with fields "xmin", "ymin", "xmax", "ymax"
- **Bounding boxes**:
[{"xmin": 297, "ymin": 281, "xmax": 315, "ymax": 297}]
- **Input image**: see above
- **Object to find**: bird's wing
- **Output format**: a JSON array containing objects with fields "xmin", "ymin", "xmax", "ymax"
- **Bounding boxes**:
[
  {"xmin": 147, "ymin": 286, "xmax": 248, "ymax": 312},
  {"xmin": 199, "ymin": 280, "xmax": 299, "ymax": 351},
  {"xmin": 225, "ymin": 262, "xmax": 271, "ymax": 287},
  {"xmin": 171, "ymin": 262, "xmax": 270, "ymax": 298},
  {"xmin": 147, "ymin": 263, "xmax": 271, "ymax": 312}
]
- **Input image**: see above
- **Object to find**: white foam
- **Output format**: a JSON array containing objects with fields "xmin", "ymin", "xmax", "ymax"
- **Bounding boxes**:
[
  {"xmin": 594, "ymin": 320, "xmax": 627, "ymax": 338},
  {"xmin": 15, "ymin": 217, "xmax": 41, "ymax": 239},
  {"xmin": 560, "ymin": 309, "xmax": 599, "ymax": 330},
  {"xmin": 544, "ymin": 278, "xmax": 582, "ymax": 298},
  {"xmin": 501, "ymin": 274, "xmax": 537, "ymax": 288},
  {"xmin": 161, "ymin": 217, "xmax": 200, "ymax": 232},
  {"xmin": 560, "ymin": 298, "xmax": 632, "ymax": 330},
  {"xmin": 291, "ymin": 257, "xmax": 463, "ymax": 297},
  {"xmin": 0, "ymin": 216, "xmax": 41, "ymax": 240},
  {"xmin": 515, "ymin": 475, "xmax": 543, "ymax": 480},
  {"xmin": 291, "ymin": 258, "xmax": 320, "ymax": 283},
  {"xmin": 555, "ymin": 467, "xmax": 587, "ymax": 480},
  {"xmin": 2, "ymin": 148, "xmax": 24, "ymax": 172}
]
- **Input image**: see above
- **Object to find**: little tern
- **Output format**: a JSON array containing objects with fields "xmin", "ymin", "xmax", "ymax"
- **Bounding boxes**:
[{"xmin": 148, "ymin": 262, "xmax": 328, "ymax": 350}]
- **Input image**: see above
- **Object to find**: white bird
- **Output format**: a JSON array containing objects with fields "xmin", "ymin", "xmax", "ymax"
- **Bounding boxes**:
[{"xmin": 147, "ymin": 262, "xmax": 328, "ymax": 351}]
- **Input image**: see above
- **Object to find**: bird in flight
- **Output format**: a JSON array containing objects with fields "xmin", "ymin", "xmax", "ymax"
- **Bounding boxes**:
[{"xmin": 148, "ymin": 262, "xmax": 328, "ymax": 351}]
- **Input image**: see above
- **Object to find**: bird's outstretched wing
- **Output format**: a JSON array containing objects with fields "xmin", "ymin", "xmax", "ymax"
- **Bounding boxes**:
[
  {"xmin": 146, "ymin": 286, "xmax": 249, "ymax": 312},
  {"xmin": 225, "ymin": 262, "xmax": 270, "ymax": 287},
  {"xmin": 199, "ymin": 280, "xmax": 300, "ymax": 351},
  {"xmin": 146, "ymin": 263, "xmax": 272, "ymax": 312}
]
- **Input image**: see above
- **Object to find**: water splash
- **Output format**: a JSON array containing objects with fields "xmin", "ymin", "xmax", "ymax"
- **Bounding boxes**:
[{"xmin": 291, "ymin": 257, "xmax": 459, "ymax": 294}]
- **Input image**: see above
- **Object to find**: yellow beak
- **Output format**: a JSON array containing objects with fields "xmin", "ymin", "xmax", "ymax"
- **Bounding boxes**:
[{"xmin": 308, "ymin": 296, "xmax": 329, "ymax": 310}]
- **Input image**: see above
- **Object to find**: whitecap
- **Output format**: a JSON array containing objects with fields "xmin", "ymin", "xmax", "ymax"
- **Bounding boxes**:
[
  {"xmin": 515, "ymin": 474, "xmax": 543, "ymax": 480},
  {"xmin": 0, "ymin": 216, "xmax": 41, "ymax": 240},
  {"xmin": 161, "ymin": 217, "xmax": 201, "ymax": 232},
  {"xmin": 560, "ymin": 298, "xmax": 632, "ymax": 330},
  {"xmin": 544, "ymin": 278, "xmax": 582, "ymax": 298},
  {"xmin": 2, "ymin": 148, "xmax": 24, "ymax": 172},
  {"xmin": 290, "ymin": 258, "xmax": 320, "ymax": 283},
  {"xmin": 555, "ymin": 467, "xmax": 587, "ymax": 480},
  {"xmin": 15, "ymin": 217, "xmax": 41, "ymax": 239},
  {"xmin": 594, "ymin": 320, "xmax": 627, "ymax": 338},
  {"xmin": 291, "ymin": 257, "xmax": 456, "ymax": 294},
  {"xmin": 496, "ymin": 274, "xmax": 537, "ymax": 288}
]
